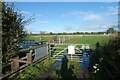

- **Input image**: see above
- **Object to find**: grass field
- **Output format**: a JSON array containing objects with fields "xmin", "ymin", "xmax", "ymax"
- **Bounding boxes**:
[
  {"xmin": 26, "ymin": 35, "xmax": 53, "ymax": 42},
  {"xmin": 64, "ymin": 35, "xmax": 109, "ymax": 49},
  {"xmin": 65, "ymin": 35, "xmax": 109, "ymax": 44},
  {"xmin": 27, "ymin": 35, "xmax": 109, "ymax": 43},
  {"xmin": 27, "ymin": 35, "xmax": 110, "ymax": 49}
]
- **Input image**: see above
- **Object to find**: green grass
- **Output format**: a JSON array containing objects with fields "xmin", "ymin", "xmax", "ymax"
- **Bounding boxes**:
[
  {"xmin": 65, "ymin": 35, "xmax": 109, "ymax": 44},
  {"xmin": 27, "ymin": 35, "xmax": 109, "ymax": 50},
  {"xmin": 26, "ymin": 35, "xmax": 53, "ymax": 42},
  {"xmin": 48, "ymin": 60, "xmax": 80, "ymax": 79},
  {"xmin": 11, "ymin": 58, "xmax": 56, "ymax": 79},
  {"xmin": 27, "ymin": 35, "xmax": 109, "ymax": 45},
  {"xmin": 64, "ymin": 35, "xmax": 109, "ymax": 49}
]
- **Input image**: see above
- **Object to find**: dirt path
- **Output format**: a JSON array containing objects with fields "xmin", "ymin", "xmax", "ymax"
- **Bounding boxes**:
[
  {"xmin": 40, "ymin": 59, "xmax": 62, "ymax": 78},
  {"xmin": 78, "ymin": 45, "xmax": 90, "ymax": 78},
  {"xmin": 76, "ymin": 69, "xmax": 90, "ymax": 79}
]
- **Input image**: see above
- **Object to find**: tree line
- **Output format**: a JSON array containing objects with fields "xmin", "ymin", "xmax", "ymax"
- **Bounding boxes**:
[{"xmin": 29, "ymin": 28, "xmax": 118, "ymax": 36}]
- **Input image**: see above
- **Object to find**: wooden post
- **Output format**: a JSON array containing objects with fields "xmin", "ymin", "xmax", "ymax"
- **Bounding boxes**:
[
  {"xmin": 11, "ymin": 56, "xmax": 19, "ymax": 72},
  {"xmin": 27, "ymin": 50, "xmax": 32, "ymax": 64},
  {"xmin": 59, "ymin": 38, "xmax": 60, "ymax": 44},
  {"xmin": 48, "ymin": 44, "xmax": 51, "ymax": 60},
  {"xmin": 71, "ymin": 54, "xmax": 72, "ymax": 61}
]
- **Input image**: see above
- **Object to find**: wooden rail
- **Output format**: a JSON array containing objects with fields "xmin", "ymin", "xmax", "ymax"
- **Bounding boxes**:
[
  {"xmin": 10, "ymin": 50, "xmax": 33, "ymax": 73},
  {"xmin": 2, "ymin": 44, "xmax": 50, "ymax": 79}
]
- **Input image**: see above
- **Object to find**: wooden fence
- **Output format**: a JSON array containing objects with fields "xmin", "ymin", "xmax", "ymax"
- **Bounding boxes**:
[
  {"xmin": 2, "ymin": 44, "xmax": 49, "ymax": 78},
  {"xmin": 10, "ymin": 50, "xmax": 33, "ymax": 72}
]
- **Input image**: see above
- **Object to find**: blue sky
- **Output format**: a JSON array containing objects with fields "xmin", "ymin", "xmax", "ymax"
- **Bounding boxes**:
[{"xmin": 14, "ymin": 2, "xmax": 118, "ymax": 33}]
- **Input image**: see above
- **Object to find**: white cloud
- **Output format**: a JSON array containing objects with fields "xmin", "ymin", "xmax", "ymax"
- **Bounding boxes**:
[
  {"xmin": 100, "ymin": 5, "xmax": 117, "ymax": 11},
  {"xmin": 107, "ymin": 6, "xmax": 117, "ymax": 11},
  {"xmin": 20, "ymin": 11, "xmax": 31, "ymax": 14},
  {"xmin": 84, "ymin": 14, "xmax": 101, "ymax": 20},
  {"xmin": 110, "ymin": 11, "xmax": 118, "ymax": 15},
  {"xmin": 18, "ymin": 11, "xmax": 43, "ymax": 17},
  {"xmin": 95, "ymin": 26, "xmax": 109, "ymax": 29},
  {"xmin": 106, "ymin": 6, "xmax": 118, "ymax": 16},
  {"xmin": 61, "ymin": 11, "xmax": 102, "ymax": 21},
  {"xmin": 108, "ymin": 6, "xmax": 114, "ymax": 10},
  {"xmin": 61, "ymin": 11, "xmax": 83, "ymax": 16},
  {"xmin": 63, "ymin": 25, "xmax": 110, "ymax": 32},
  {"xmin": 79, "ymin": 25, "xmax": 108, "ymax": 30},
  {"xmin": 61, "ymin": 11, "xmax": 91, "ymax": 18},
  {"xmin": 100, "ymin": 5, "xmax": 118, "ymax": 16}
]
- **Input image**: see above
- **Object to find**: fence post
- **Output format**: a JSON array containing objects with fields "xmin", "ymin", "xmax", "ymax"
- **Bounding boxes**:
[
  {"xmin": 11, "ymin": 56, "xmax": 19, "ymax": 72},
  {"xmin": 27, "ymin": 50, "xmax": 32, "ymax": 64},
  {"xmin": 71, "ymin": 54, "xmax": 72, "ymax": 61},
  {"xmin": 48, "ymin": 44, "xmax": 51, "ymax": 60}
]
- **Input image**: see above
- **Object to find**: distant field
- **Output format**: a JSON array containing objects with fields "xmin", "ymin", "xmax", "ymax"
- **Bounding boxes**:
[
  {"xmin": 27, "ymin": 35, "xmax": 109, "ymax": 44},
  {"xmin": 65, "ymin": 35, "xmax": 109, "ymax": 44},
  {"xmin": 27, "ymin": 35, "xmax": 110, "ymax": 49},
  {"xmin": 26, "ymin": 35, "xmax": 53, "ymax": 42},
  {"xmin": 64, "ymin": 35, "xmax": 109, "ymax": 49}
]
